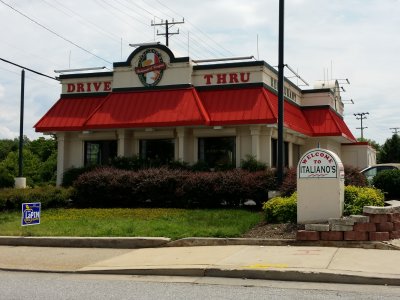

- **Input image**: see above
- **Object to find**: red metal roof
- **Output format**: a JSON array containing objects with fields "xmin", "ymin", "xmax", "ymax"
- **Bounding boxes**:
[
  {"xmin": 34, "ymin": 87, "xmax": 355, "ymax": 142},
  {"xmin": 34, "ymin": 96, "xmax": 106, "ymax": 132},
  {"xmin": 303, "ymin": 107, "xmax": 356, "ymax": 142},
  {"xmin": 85, "ymin": 88, "xmax": 208, "ymax": 129},
  {"xmin": 198, "ymin": 87, "xmax": 277, "ymax": 126}
]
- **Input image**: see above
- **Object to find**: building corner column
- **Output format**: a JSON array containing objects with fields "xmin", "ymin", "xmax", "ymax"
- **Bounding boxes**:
[
  {"xmin": 250, "ymin": 126, "xmax": 261, "ymax": 160},
  {"xmin": 56, "ymin": 132, "xmax": 65, "ymax": 186}
]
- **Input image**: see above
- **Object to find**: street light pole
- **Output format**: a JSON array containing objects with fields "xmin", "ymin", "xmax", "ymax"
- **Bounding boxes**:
[
  {"xmin": 18, "ymin": 69, "xmax": 25, "ymax": 178},
  {"xmin": 277, "ymin": 0, "xmax": 285, "ymax": 184}
]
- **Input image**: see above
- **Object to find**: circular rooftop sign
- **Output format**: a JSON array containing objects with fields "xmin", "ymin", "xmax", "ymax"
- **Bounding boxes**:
[{"xmin": 134, "ymin": 49, "xmax": 166, "ymax": 87}]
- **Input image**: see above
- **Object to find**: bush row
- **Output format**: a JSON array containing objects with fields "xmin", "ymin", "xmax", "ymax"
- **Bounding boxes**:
[
  {"xmin": 263, "ymin": 185, "xmax": 384, "ymax": 223},
  {"xmin": 0, "ymin": 186, "xmax": 74, "ymax": 211},
  {"xmin": 72, "ymin": 167, "xmax": 276, "ymax": 208},
  {"xmin": 373, "ymin": 169, "xmax": 400, "ymax": 200}
]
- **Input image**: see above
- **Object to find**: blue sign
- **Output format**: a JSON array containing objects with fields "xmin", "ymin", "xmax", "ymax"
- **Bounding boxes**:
[{"xmin": 21, "ymin": 202, "xmax": 41, "ymax": 226}]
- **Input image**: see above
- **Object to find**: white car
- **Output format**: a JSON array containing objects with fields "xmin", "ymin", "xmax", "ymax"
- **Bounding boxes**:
[{"xmin": 361, "ymin": 163, "xmax": 400, "ymax": 182}]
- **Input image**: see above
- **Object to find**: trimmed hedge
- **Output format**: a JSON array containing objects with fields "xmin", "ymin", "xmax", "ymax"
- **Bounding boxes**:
[
  {"xmin": 264, "ymin": 186, "xmax": 385, "ymax": 223},
  {"xmin": 372, "ymin": 169, "xmax": 400, "ymax": 200},
  {"xmin": 0, "ymin": 186, "xmax": 74, "ymax": 211},
  {"xmin": 73, "ymin": 167, "xmax": 276, "ymax": 208}
]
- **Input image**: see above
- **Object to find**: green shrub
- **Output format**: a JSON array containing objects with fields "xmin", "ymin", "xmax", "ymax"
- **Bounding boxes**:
[
  {"xmin": 372, "ymin": 169, "xmax": 400, "ymax": 200},
  {"xmin": 344, "ymin": 185, "xmax": 384, "ymax": 215},
  {"xmin": 240, "ymin": 155, "xmax": 267, "ymax": 172},
  {"xmin": 263, "ymin": 192, "xmax": 297, "ymax": 223},
  {"xmin": 263, "ymin": 186, "xmax": 384, "ymax": 223},
  {"xmin": 0, "ymin": 186, "xmax": 74, "ymax": 211}
]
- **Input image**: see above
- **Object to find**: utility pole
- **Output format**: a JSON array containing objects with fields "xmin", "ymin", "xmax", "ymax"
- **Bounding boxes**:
[
  {"xmin": 390, "ymin": 127, "xmax": 400, "ymax": 134},
  {"xmin": 354, "ymin": 112, "xmax": 369, "ymax": 139},
  {"xmin": 151, "ymin": 19, "xmax": 184, "ymax": 47}
]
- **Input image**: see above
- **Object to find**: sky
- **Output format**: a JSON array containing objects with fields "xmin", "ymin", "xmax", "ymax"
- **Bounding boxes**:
[{"xmin": 0, "ymin": 0, "xmax": 399, "ymax": 144}]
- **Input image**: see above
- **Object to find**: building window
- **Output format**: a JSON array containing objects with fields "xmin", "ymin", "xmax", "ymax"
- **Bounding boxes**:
[
  {"xmin": 84, "ymin": 140, "xmax": 117, "ymax": 166},
  {"xmin": 271, "ymin": 138, "xmax": 289, "ymax": 168},
  {"xmin": 139, "ymin": 139, "xmax": 174, "ymax": 165},
  {"xmin": 198, "ymin": 137, "xmax": 236, "ymax": 168}
]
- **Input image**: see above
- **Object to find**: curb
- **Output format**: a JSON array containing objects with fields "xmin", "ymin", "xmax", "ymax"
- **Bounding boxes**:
[
  {"xmin": 0, "ymin": 236, "xmax": 170, "ymax": 249},
  {"xmin": 0, "ymin": 236, "xmax": 399, "ymax": 250},
  {"xmin": 77, "ymin": 267, "xmax": 400, "ymax": 286},
  {"xmin": 166, "ymin": 237, "xmax": 400, "ymax": 250}
]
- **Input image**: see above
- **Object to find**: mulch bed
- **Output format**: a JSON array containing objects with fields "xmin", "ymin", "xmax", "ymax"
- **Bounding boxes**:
[{"xmin": 242, "ymin": 222, "xmax": 304, "ymax": 239}]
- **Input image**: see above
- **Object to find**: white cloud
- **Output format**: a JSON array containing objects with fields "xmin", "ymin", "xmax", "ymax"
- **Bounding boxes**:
[{"xmin": 0, "ymin": 0, "xmax": 399, "ymax": 144}]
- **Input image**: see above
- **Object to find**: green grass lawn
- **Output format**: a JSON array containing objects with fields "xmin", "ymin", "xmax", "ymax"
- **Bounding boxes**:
[{"xmin": 0, "ymin": 208, "xmax": 262, "ymax": 240}]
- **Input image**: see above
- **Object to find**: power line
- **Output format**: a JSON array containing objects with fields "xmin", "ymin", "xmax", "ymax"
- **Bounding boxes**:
[
  {"xmin": 152, "ymin": 0, "xmax": 235, "ymax": 56},
  {"xmin": 0, "ymin": 0, "xmax": 112, "ymax": 65},
  {"xmin": 0, "ymin": 57, "xmax": 58, "ymax": 81},
  {"xmin": 390, "ymin": 127, "xmax": 400, "ymax": 134}
]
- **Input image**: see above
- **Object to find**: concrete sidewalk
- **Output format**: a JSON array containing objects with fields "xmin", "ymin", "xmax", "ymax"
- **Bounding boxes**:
[{"xmin": 2, "ymin": 243, "xmax": 400, "ymax": 286}]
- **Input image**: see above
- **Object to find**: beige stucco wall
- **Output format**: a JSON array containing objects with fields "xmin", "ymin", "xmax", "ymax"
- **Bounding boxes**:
[{"xmin": 341, "ymin": 144, "xmax": 376, "ymax": 170}]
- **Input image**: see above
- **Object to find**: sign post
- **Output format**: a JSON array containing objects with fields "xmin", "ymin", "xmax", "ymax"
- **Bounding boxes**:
[
  {"xmin": 297, "ymin": 148, "xmax": 344, "ymax": 223},
  {"xmin": 21, "ymin": 202, "xmax": 41, "ymax": 226}
]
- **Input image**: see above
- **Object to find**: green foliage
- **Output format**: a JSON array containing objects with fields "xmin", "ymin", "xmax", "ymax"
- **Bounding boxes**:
[
  {"xmin": 0, "ymin": 137, "xmax": 57, "ymax": 186},
  {"xmin": 372, "ymin": 169, "xmax": 400, "ymax": 199},
  {"xmin": 27, "ymin": 137, "xmax": 56, "ymax": 161},
  {"xmin": 263, "ymin": 192, "xmax": 297, "ymax": 223},
  {"xmin": 343, "ymin": 185, "xmax": 384, "ymax": 215},
  {"xmin": 380, "ymin": 134, "xmax": 400, "ymax": 163},
  {"xmin": 263, "ymin": 186, "xmax": 384, "ymax": 223},
  {"xmin": 240, "ymin": 154, "xmax": 267, "ymax": 172},
  {"xmin": 0, "ymin": 166, "xmax": 14, "ymax": 188},
  {"xmin": 0, "ymin": 186, "xmax": 73, "ymax": 211},
  {"xmin": 0, "ymin": 138, "xmax": 18, "ymax": 160}
]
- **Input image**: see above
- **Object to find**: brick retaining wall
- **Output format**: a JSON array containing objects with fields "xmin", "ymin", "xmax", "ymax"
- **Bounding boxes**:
[{"xmin": 297, "ymin": 201, "xmax": 400, "ymax": 242}]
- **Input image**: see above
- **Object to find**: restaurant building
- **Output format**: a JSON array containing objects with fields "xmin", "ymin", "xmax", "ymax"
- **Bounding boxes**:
[{"xmin": 34, "ymin": 44, "xmax": 375, "ymax": 185}]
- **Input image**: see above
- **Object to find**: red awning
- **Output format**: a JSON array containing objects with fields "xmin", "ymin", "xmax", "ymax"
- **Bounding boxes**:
[
  {"xmin": 85, "ymin": 88, "xmax": 208, "ymax": 129},
  {"xmin": 303, "ymin": 107, "xmax": 356, "ymax": 142},
  {"xmin": 34, "ymin": 96, "xmax": 106, "ymax": 132},
  {"xmin": 197, "ymin": 87, "xmax": 277, "ymax": 126}
]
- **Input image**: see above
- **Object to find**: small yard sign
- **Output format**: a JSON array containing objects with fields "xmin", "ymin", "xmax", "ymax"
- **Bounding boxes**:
[{"xmin": 21, "ymin": 202, "xmax": 41, "ymax": 226}]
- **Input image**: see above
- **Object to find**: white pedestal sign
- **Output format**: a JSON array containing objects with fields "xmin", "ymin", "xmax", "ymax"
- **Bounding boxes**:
[{"xmin": 297, "ymin": 148, "xmax": 344, "ymax": 224}]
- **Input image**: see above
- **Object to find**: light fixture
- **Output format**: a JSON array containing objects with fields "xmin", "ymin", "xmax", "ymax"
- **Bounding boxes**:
[
  {"xmin": 145, "ymin": 128, "xmax": 155, "ymax": 132},
  {"xmin": 129, "ymin": 42, "xmax": 161, "ymax": 48},
  {"xmin": 192, "ymin": 56, "xmax": 255, "ymax": 63},
  {"xmin": 54, "ymin": 67, "xmax": 106, "ymax": 73},
  {"xmin": 213, "ymin": 126, "xmax": 223, "ymax": 130}
]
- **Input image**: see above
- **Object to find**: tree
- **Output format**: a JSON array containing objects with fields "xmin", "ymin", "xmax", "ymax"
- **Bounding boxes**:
[
  {"xmin": 0, "ymin": 138, "xmax": 19, "ymax": 160},
  {"xmin": 379, "ymin": 134, "xmax": 400, "ymax": 163}
]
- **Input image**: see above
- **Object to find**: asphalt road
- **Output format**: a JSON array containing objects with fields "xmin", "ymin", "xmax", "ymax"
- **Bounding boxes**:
[{"xmin": 2, "ymin": 271, "xmax": 400, "ymax": 300}]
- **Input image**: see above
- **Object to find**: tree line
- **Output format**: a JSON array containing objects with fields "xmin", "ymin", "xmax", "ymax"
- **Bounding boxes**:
[{"xmin": 0, "ymin": 136, "xmax": 57, "ymax": 187}]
